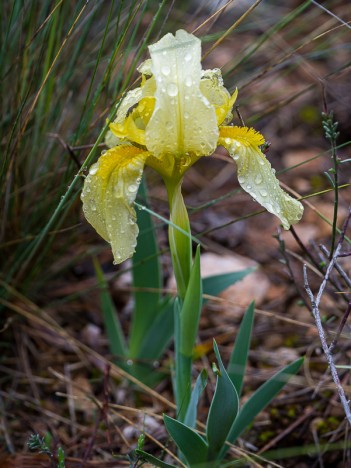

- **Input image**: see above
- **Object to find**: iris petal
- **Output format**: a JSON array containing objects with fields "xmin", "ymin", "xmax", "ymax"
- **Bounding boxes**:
[
  {"xmin": 110, "ymin": 97, "xmax": 155, "ymax": 146},
  {"xmin": 81, "ymin": 146, "xmax": 149, "ymax": 264},
  {"xmin": 219, "ymin": 126, "xmax": 303, "ymax": 229},
  {"xmin": 146, "ymin": 29, "xmax": 218, "ymax": 158},
  {"xmin": 200, "ymin": 69, "xmax": 238, "ymax": 125}
]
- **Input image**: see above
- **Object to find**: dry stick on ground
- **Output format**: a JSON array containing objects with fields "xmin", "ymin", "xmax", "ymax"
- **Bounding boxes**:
[{"xmin": 304, "ymin": 208, "xmax": 351, "ymax": 426}]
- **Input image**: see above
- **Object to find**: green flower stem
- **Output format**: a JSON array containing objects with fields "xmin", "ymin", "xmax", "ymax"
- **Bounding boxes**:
[
  {"xmin": 175, "ymin": 306, "xmax": 192, "ymax": 422},
  {"xmin": 165, "ymin": 178, "xmax": 194, "ymax": 421},
  {"xmin": 165, "ymin": 179, "xmax": 192, "ymax": 301}
]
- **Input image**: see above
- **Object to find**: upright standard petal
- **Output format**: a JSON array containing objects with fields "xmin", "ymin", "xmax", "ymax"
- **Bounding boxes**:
[
  {"xmin": 81, "ymin": 146, "xmax": 149, "ymax": 264},
  {"xmin": 146, "ymin": 29, "xmax": 218, "ymax": 158},
  {"xmin": 219, "ymin": 126, "xmax": 303, "ymax": 229}
]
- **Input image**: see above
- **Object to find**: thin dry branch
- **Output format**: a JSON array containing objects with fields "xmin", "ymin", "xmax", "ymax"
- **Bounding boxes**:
[{"xmin": 303, "ymin": 208, "xmax": 351, "ymax": 426}]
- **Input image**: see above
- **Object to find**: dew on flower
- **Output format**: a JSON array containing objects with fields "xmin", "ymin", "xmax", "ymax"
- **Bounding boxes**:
[
  {"xmin": 89, "ymin": 163, "xmax": 99, "ymax": 175},
  {"xmin": 161, "ymin": 65, "xmax": 171, "ymax": 76},
  {"xmin": 184, "ymin": 76, "xmax": 192, "ymax": 87},
  {"xmin": 167, "ymin": 83, "xmax": 178, "ymax": 96},
  {"xmin": 81, "ymin": 28, "xmax": 303, "ymax": 270}
]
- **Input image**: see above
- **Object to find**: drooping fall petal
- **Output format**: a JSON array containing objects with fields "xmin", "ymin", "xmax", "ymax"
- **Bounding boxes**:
[
  {"xmin": 81, "ymin": 146, "xmax": 149, "ymax": 264},
  {"xmin": 219, "ymin": 126, "xmax": 303, "ymax": 229}
]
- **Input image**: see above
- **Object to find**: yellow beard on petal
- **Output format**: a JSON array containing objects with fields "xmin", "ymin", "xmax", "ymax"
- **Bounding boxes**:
[{"xmin": 219, "ymin": 126, "xmax": 265, "ymax": 147}]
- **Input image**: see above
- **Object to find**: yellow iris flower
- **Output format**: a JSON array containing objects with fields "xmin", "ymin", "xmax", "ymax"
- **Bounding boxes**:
[{"xmin": 81, "ymin": 30, "xmax": 303, "ymax": 264}]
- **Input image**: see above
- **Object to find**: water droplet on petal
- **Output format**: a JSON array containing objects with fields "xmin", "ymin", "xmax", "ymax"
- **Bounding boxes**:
[
  {"xmin": 184, "ymin": 111, "xmax": 189, "ymax": 119},
  {"xmin": 184, "ymin": 52, "xmax": 192, "ymax": 62},
  {"xmin": 167, "ymin": 83, "xmax": 178, "ymax": 97},
  {"xmin": 90, "ymin": 200, "xmax": 97, "ymax": 211},
  {"xmin": 184, "ymin": 76, "xmax": 192, "ymax": 87},
  {"xmin": 260, "ymin": 189, "xmax": 268, "ymax": 197},
  {"xmin": 165, "ymin": 121, "xmax": 173, "ymax": 130},
  {"xmin": 128, "ymin": 184, "xmax": 138, "ymax": 193},
  {"xmin": 89, "ymin": 163, "xmax": 99, "ymax": 175},
  {"xmin": 161, "ymin": 65, "xmax": 170, "ymax": 76},
  {"xmin": 255, "ymin": 174, "xmax": 263, "ymax": 184},
  {"xmin": 238, "ymin": 175, "xmax": 246, "ymax": 184}
]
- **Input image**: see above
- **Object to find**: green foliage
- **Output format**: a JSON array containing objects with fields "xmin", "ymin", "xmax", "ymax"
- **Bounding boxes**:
[
  {"xmin": 202, "ymin": 269, "xmax": 256, "ymax": 302},
  {"xmin": 220, "ymin": 356, "xmax": 304, "ymax": 459},
  {"xmin": 129, "ymin": 180, "xmax": 162, "ymax": 358},
  {"xmin": 179, "ymin": 246, "xmax": 202, "ymax": 359},
  {"xmin": 228, "ymin": 301, "xmax": 255, "ymax": 397},
  {"xmin": 164, "ymin": 415, "xmax": 209, "ymax": 466},
  {"xmin": 96, "ymin": 197, "xmax": 255, "ymax": 390},
  {"xmin": 183, "ymin": 369, "xmax": 208, "ymax": 429},
  {"xmin": 206, "ymin": 341, "xmax": 239, "ymax": 460},
  {"xmin": 135, "ymin": 449, "xmax": 177, "ymax": 468},
  {"xmin": 1, "ymin": 0, "xmax": 169, "ymax": 296},
  {"xmin": 157, "ymin": 307, "xmax": 303, "ymax": 467},
  {"xmin": 94, "ymin": 259, "xmax": 127, "ymax": 364},
  {"xmin": 27, "ymin": 433, "xmax": 65, "ymax": 468}
]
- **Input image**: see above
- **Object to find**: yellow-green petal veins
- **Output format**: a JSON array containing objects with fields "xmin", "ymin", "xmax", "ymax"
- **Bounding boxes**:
[
  {"xmin": 219, "ymin": 126, "xmax": 303, "ymax": 229},
  {"xmin": 81, "ymin": 146, "xmax": 149, "ymax": 264},
  {"xmin": 146, "ymin": 29, "xmax": 219, "ymax": 158}
]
